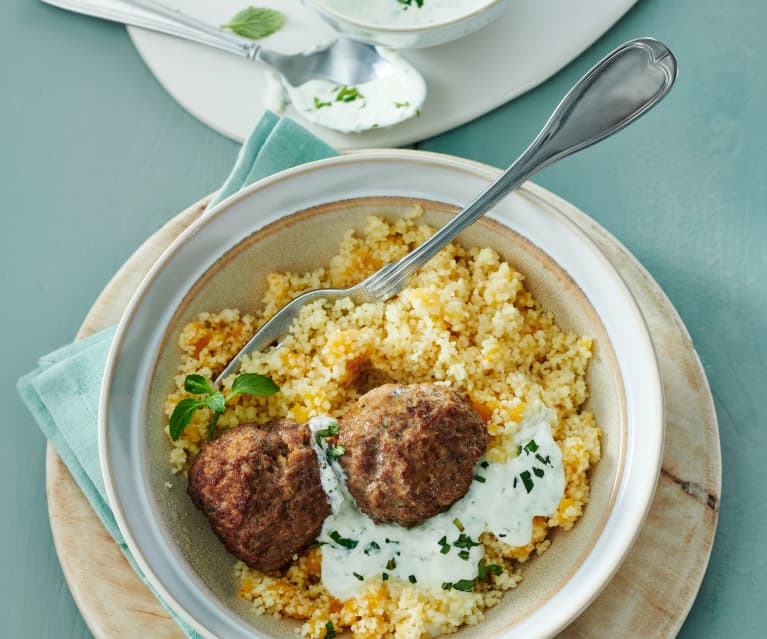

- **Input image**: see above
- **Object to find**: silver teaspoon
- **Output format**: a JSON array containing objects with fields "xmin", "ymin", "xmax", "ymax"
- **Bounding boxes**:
[
  {"xmin": 216, "ymin": 37, "xmax": 677, "ymax": 383},
  {"xmin": 40, "ymin": 0, "xmax": 394, "ymax": 86}
]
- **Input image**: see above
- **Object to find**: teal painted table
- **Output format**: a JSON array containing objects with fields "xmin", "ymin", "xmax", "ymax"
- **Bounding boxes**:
[{"xmin": 1, "ymin": 0, "xmax": 764, "ymax": 637}]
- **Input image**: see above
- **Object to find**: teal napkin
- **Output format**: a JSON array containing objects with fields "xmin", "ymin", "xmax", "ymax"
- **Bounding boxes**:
[{"xmin": 17, "ymin": 112, "xmax": 337, "ymax": 638}]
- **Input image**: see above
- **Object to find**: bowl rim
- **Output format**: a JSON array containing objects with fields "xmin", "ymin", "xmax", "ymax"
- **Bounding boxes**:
[
  {"xmin": 99, "ymin": 148, "xmax": 664, "ymax": 639},
  {"xmin": 307, "ymin": 0, "xmax": 509, "ymax": 35}
]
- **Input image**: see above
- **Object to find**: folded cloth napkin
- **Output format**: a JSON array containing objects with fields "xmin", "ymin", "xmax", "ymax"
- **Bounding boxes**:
[{"xmin": 17, "ymin": 112, "xmax": 337, "ymax": 638}]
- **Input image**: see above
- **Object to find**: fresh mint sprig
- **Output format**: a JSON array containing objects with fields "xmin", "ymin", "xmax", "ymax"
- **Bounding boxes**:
[
  {"xmin": 221, "ymin": 7, "xmax": 285, "ymax": 40},
  {"xmin": 169, "ymin": 373, "xmax": 279, "ymax": 442}
]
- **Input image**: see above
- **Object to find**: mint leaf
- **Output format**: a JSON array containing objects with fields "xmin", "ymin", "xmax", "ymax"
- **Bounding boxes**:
[
  {"xmin": 221, "ymin": 7, "xmax": 285, "ymax": 40},
  {"xmin": 170, "ymin": 372, "xmax": 278, "ymax": 443},
  {"xmin": 204, "ymin": 392, "xmax": 226, "ymax": 414},
  {"xmin": 169, "ymin": 397, "xmax": 204, "ymax": 441},
  {"xmin": 184, "ymin": 374, "xmax": 215, "ymax": 395},
  {"xmin": 227, "ymin": 373, "xmax": 280, "ymax": 400}
]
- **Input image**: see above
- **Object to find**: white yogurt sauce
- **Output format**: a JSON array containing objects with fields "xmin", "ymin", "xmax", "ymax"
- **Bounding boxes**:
[
  {"xmin": 321, "ymin": 0, "xmax": 492, "ymax": 28},
  {"xmin": 309, "ymin": 403, "xmax": 565, "ymax": 600},
  {"xmin": 283, "ymin": 48, "xmax": 426, "ymax": 133}
]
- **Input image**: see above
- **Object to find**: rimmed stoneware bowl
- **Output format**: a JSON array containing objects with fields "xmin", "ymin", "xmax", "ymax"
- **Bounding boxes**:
[
  {"xmin": 99, "ymin": 150, "xmax": 663, "ymax": 639},
  {"xmin": 304, "ymin": 0, "xmax": 517, "ymax": 49}
]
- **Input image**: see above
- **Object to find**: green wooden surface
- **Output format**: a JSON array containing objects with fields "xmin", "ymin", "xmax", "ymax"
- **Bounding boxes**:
[{"xmin": 1, "ymin": 0, "xmax": 764, "ymax": 637}]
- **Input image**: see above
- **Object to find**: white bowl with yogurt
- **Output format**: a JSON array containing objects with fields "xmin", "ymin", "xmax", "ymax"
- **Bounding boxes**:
[{"xmin": 305, "ymin": 0, "xmax": 518, "ymax": 49}]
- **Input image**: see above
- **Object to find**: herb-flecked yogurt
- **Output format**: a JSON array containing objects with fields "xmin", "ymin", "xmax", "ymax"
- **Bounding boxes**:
[
  {"xmin": 283, "ymin": 47, "xmax": 426, "ymax": 133},
  {"xmin": 320, "ymin": 0, "xmax": 494, "ymax": 28},
  {"xmin": 309, "ymin": 402, "xmax": 565, "ymax": 600}
]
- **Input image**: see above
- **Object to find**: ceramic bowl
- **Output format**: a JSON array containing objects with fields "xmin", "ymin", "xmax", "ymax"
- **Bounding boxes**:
[
  {"xmin": 99, "ymin": 150, "xmax": 663, "ymax": 639},
  {"xmin": 303, "ymin": 0, "xmax": 517, "ymax": 49}
]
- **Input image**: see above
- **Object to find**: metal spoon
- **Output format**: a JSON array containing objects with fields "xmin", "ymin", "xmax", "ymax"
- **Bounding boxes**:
[
  {"xmin": 214, "ymin": 37, "xmax": 677, "ymax": 382},
  {"xmin": 40, "ymin": 0, "xmax": 394, "ymax": 86}
]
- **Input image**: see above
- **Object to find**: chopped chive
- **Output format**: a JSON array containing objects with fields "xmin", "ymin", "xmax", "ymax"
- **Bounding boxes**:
[
  {"xmin": 473, "ymin": 474, "xmax": 486, "ymax": 483},
  {"xmin": 315, "ymin": 421, "xmax": 339, "ymax": 443},
  {"xmin": 326, "ymin": 445, "xmax": 346, "ymax": 462},
  {"xmin": 524, "ymin": 439, "xmax": 539, "ymax": 453},
  {"xmin": 408, "ymin": 575, "xmax": 417, "ymax": 584},
  {"xmin": 458, "ymin": 550, "xmax": 470, "ymax": 560},
  {"xmin": 385, "ymin": 537, "xmax": 399, "ymax": 544},
  {"xmin": 313, "ymin": 96, "xmax": 331, "ymax": 109},
  {"xmin": 382, "ymin": 572, "xmax": 389, "ymax": 581},
  {"xmin": 536, "ymin": 453, "xmax": 551, "ymax": 466},
  {"xmin": 452, "ymin": 579, "xmax": 475, "ymax": 592},
  {"xmin": 520, "ymin": 470, "xmax": 534, "ymax": 494},
  {"xmin": 329, "ymin": 530, "xmax": 358, "ymax": 549},
  {"xmin": 364, "ymin": 541, "xmax": 381, "ymax": 555},
  {"xmin": 453, "ymin": 518, "xmax": 465, "ymax": 532},
  {"xmin": 353, "ymin": 572, "xmax": 364, "ymax": 581},
  {"xmin": 499, "ymin": 533, "xmax": 507, "ymax": 538},
  {"xmin": 441, "ymin": 582, "xmax": 452, "ymax": 590},
  {"xmin": 335, "ymin": 85, "xmax": 364, "ymax": 103},
  {"xmin": 453, "ymin": 534, "xmax": 480, "ymax": 548},
  {"xmin": 440, "ymin": 545, "xmax": 450, "ymax": 555},
  {"xmin": 513, "ymin": 477, "xmax": 518, "ymax": 489},
  {"xmin": 478, "ymin": 560, "xmax": 504, "ymax": 579},
  {"xmin": 533, "ymin": 466, "xmax": 545, "ymax": 478}
]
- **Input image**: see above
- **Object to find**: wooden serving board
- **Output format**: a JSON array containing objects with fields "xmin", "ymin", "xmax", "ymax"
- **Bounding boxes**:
[{"xmin": 45, "ymin": 189, "xmax": 720, "ymax": 639}]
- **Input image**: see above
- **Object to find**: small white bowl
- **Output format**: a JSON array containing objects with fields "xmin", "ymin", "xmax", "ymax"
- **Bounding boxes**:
[
  {"xmin": 100, "ymin": 149, "xmax": 663, "ymax": 639},
  {"xmin": 304, "ymin": 0, "xmax": 517, "ymax": 49}
]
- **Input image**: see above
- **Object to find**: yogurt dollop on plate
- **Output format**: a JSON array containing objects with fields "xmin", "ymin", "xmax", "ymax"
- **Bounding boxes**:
[
  {"xmin": 309, "ymin": 402, "xmax": 565, "ymax": 600},
  {"xmin": 283, "ymin": 48, "xmax": 426, "ymax": 133}
]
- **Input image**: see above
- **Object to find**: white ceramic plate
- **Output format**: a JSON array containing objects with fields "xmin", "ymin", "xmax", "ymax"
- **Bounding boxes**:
[
  {"xmin": 100, "ymin": 150, "xmax": 663, "ymax": 639},
  {"xmin": 126, "ymin": 0, "xmax": 638, "ymax": 148}
]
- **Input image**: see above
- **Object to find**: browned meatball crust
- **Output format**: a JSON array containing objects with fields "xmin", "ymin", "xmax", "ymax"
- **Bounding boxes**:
[
  {"xmin": 338, "ymin": 383, "xmax": 488, "ymax": 527},
  {"xmin": 187, "ymin": 419, "xmax": 330, "ymax": 572}
]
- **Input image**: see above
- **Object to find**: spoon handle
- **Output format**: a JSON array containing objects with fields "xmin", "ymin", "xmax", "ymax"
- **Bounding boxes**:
[
  {"xmin": 381, "ymin": 38, "xmax": 677, "ymax": 286},
  {"xmin": 41, "ymin": 0, "xmax": 260, "ymax": 59}
]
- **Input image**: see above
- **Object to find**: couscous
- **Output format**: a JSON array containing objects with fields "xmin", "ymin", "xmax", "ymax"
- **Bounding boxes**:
[{"xmin": 163, "ymin": 207, "xmax": 601, "ymax": 639}]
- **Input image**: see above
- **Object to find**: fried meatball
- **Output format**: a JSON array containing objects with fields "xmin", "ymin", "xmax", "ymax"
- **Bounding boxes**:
[
  {"xmin": 338, "ymin": 383, "xmax": 488, "ymax": 527},
  {"xmin": 187, "ymin": 419, "xmax": 330, "ymax": 572}
]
